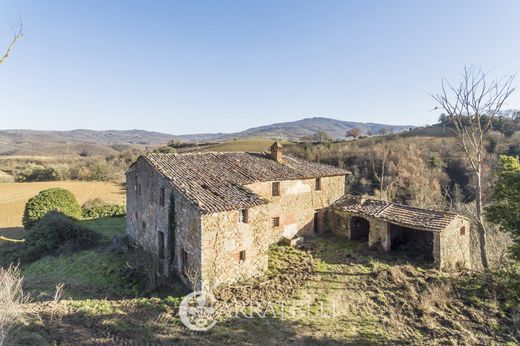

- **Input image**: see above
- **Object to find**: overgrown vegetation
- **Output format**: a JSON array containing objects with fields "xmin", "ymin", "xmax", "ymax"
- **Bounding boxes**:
[
  {"xmin": 24, "ymin": 212, "xmax": 100, "ymax": 261},
  {"xmin": 81, "ymin": 199, "xmax": 126, "ymax": 219},
  {"xmin": 22, "ymin": 188, "xmax": 82, "ymax": 229}
]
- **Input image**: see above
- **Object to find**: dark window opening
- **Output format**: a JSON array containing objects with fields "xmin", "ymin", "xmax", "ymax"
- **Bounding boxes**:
[
  {"xmin": 314, "ymin": 211, "xmax": 319, "ymax": 234},
  {"xmin": 390, "ymin": 224, "xmax": 434, "ymax": 262},
  {"xmin": 159, "ymin": 187, "xmax": 165, "ymax": 206},
  {"xmin": 135, "ymin": 212, "xmax": 138, "ymax": 221},
  {"xmin": 239, "ymin": 209, "xmax": 248, "ymax": 223},
  {"xmin": 460, "ymin": 226, "xmax": 466, "ymax": 236},
  {"xmin": 349, "ymin": 216, "xmax": 369, "ymax": 242},
  {"xmin": 138, "ymin": 183, "xmax": 142, "ymax": 196},
  {"xmin": 142, "ymin": 221, "xmax": 146, "ymax": 230},
  {"xmin": 272, "ymin": 217, "xmax": 280, "ymax": 228},
  {"xmin": 272, "ymin": 182, "xmax": 280, "ymax": 196},
  {"xmin": 158, "ymin": 231, "xmax": 165, "ymax": 259},
  {"xmin": 316, "ymin": 178, "xmax": 321, "ymax": 191},
  {"xmin": 239, "ymin": 250, "xmax": 246, "ymax": 262}
]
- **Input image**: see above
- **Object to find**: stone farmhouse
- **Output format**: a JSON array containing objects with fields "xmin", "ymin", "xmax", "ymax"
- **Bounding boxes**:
[{"xmin": 126, "ymin": 142, "xmax": 471, "ymax": 290}]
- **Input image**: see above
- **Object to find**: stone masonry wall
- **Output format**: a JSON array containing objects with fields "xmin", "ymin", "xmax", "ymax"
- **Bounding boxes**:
[
  {"xmin": 327, "ymin": 209, "xmax": 389, "ymax": 250},
  {"xmin": 126, "ymin": 158, "xmax": 202, "ymax": 289},
  {"xmin": 200, "ymin": 205, "xmax": 270, "ymax": 290},
  {"xmin": 438, "ymin": 216, "xmax": 471, "ymax": 270},
  {"xmin": 246, "ymin": 175, "xmax": 346, "ymax": 244}
]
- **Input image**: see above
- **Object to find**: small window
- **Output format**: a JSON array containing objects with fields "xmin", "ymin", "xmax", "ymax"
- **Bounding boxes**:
[
  {"xmin": 315, "ymin": 178, "xmax": 321, "ymax": 191},
  {"xmin": 158, "ymin": 231, "xmax": 165, "ymax": 259},
  {"xmin": 272, "ymin": 182, "xmax": 280, "ymax": 196},
  {"xmin": 239, "ymin": 209, "xmax": 248, "ymax": 223},
  {"xmin": 159, "ymin": 187, "xmax": 165, "ymax": 206},
  {"xmin": 138, "ymin": 183, "xmax": 142, "ymax": 196},
  {"xmin": 460, "ymin": 226, "xmax": 466, "ymax": 236},
  {"xmin": 142, "ymin": 221, "xmax": 146, "ymax": 230},
  {"xmin": 272, "ymin": 217, "xmax": 280, "ymax": 228},
  {"xmin": 135, "ymin": 212, "xmax": 138, "ymax": 221},
  {"xmin": 239, "ymin": 250, "xmax": 246, "ymax": 262}
]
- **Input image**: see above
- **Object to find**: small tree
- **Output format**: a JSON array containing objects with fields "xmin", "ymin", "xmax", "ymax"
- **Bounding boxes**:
[
  {"xmin": 346, "ymin": 128, "xmax": 362, "ymax": 139},
  {"xmin": 432, "ymin": 66, "xmax": 515, "ymax": 269},
  {"xmin": 486, "ymin": 155, "xmax": 520, "ymax": 260}
]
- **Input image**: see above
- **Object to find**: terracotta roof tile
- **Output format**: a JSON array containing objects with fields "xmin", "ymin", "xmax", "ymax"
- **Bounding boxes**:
[
  {"xmin": 332, "ymin": 195, "xmax": 460, "ymax": 232},
  {"xmin": 142, "ymin": 152, "xmax": 348, "ymax": 214}
]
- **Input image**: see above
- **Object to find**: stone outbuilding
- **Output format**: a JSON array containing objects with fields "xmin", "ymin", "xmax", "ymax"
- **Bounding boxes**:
[
  {"xmin": 126, "ymin": 143, "xmax": 349, "ymax": 290},
  {"xmin": 327, "ymin": 195, "xmax": 471, "ymax": 270}
]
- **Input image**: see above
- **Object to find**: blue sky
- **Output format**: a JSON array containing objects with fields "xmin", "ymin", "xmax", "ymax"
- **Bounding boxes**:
[{"xmin": 0, "ymin": 0, "xmax": 519, "ymax": 134}]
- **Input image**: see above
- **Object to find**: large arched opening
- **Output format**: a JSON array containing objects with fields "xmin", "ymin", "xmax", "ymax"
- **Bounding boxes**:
[{"xmin": 349, "ymin": 216, "xmax": 370, "ymax": 242}]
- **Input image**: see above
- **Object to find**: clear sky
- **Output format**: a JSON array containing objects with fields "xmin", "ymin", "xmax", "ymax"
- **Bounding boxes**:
[{"xmin": 0, "ymin": 0, "xmax": 519, "ymax": 134}]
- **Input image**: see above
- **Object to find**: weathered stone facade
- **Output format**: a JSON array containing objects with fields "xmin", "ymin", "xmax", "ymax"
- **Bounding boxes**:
[
  {"xmin": 126, "ymin": 145, "xmax": 348, "ymax": 290},
  {"xmin": 126, "ymin": 158, "xmax": 203, "ymax": 289},
  {"xmin": 328, "ymin": 197, "xmax": 472, "ymax": 270}
]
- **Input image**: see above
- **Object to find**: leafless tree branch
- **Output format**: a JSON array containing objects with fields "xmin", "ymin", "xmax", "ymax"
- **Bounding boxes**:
[{"xmin": 0, "ymin": 18, "xmax": 23, "ymax": 65}]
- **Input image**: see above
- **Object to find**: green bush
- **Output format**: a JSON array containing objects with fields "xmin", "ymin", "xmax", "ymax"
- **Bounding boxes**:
[
  {"xmin": 22, "ymin": 188, "xmax": 82, "ymax": 229},
  {"xmin": 81, "ymin": 199, "xmax": 126, "ymax": 219},
  {"xmin": 24, "ymin": 211, "xmax": 100, "ymax": 261}
]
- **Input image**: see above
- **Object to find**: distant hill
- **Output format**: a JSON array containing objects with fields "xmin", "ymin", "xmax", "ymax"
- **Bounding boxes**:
[
  {"xmin": 0, "ymin": 129, "xmax": 176, "ymax": 156},
  {"xmin": 0, "ymin": 117, "xmax": 414, "ymax": 156},
  {"xmin": 177, "ymin": 117, "xmax": 413, "ymax": 142}
]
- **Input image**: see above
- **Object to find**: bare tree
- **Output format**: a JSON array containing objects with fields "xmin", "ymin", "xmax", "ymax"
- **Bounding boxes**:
[
  {"xmin": 432, "ymin": 66, "xmax": 515, "ymax": 269},
  {"xmin": 0, "ymin": 19, "xmax": 23, "ymax": 66}
]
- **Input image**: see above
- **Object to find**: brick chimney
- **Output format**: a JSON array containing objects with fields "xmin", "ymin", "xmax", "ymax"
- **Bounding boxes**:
[{"xmin": 270, "ymin": 142, "xmax": 283, "ymax": 163}]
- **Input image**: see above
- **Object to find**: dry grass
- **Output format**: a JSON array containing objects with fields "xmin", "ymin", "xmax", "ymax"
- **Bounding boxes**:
[
  {"xmin": 0, "ymin": 265, "xmax": 30, "ymax": 346},
  {"xmin": 0, "ymin": 181, "xmax": 125, "ymax": 229}
]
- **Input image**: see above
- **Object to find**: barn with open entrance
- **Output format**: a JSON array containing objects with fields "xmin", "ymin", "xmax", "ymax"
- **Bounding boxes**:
[{"xmin": 327, "ymin": 195, "xmax": 471, "ymax": 270}]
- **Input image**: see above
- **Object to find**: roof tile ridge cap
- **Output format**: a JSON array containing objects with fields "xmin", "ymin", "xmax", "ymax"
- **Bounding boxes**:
[
  {"xmin": 388, "ymin": 201, "xmax": 457, "ymax": 216},
  {"xmin": 374, "ymin": 201, "xmax": 393, "ymax": 217}
]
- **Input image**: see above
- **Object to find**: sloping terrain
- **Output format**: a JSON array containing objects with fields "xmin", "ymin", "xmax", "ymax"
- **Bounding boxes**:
[{"xmin": 2, "ymin": 218, "xmax": 517, "ymax": 345}]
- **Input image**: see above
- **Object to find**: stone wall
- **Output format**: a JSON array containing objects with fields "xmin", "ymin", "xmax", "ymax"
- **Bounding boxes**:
[
  {"xmin": 200, "ymin": 205, "xmax": 270, "ymax": 290},
  {"xmin": 198, "ymin": 175, "xmax": 345, "ymax": 290},
  {"xmin": 438, "ymin": 216, "xmax": 471, "ymax": 270},
  {"xmin": 327, "ymin": 209, "xmax": 389, "ymax": 250},
  {"xmin": 126, "ymin": 158, "xmax": 202, "ymax": 289},
  {"xmin": 246, "ymin": 175, "xmax": 345, "ymax": 244},
  {"xmin": 326, "ymin": 208, "xmax": 471, "ymax": 270}
]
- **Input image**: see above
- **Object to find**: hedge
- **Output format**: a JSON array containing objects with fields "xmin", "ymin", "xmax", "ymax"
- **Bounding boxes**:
[
  {"xmin": 22, "ymin": 188, "xmax": 82, "ymax": 229},
  {"xmin": 82, "ymin": 203, "xmax": 126, "ymax": 219}
]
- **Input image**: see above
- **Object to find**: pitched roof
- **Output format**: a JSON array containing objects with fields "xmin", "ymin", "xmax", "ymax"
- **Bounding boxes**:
[
  {"xmin": 331, "ymin": 195, "xmax": 460, "ymax": 232},
  {"xmin": 142, "ymin": 152, "xmax": 348, "ymax": 214}
]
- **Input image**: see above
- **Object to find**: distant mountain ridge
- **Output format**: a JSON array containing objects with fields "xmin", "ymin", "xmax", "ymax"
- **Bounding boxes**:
[{"xmin": 0, "ymin": 117, "xmax": 414, "ymax": 155}]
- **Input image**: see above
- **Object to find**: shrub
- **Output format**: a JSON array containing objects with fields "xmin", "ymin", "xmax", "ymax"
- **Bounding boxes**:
[
  {"xmin": 24, "ymin": 212, "xmax": 100, "ymax": 261},
  {"xmin": 22, "ymin": 188, "xmax": 82, "ymax": 229},
  {"xmin": 81, "ymin": 199, "xmax": 126, "ymax": 219},
  {"xmin": 15, "ymin": 164, "xmax": 63, "ymax": 182}
]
